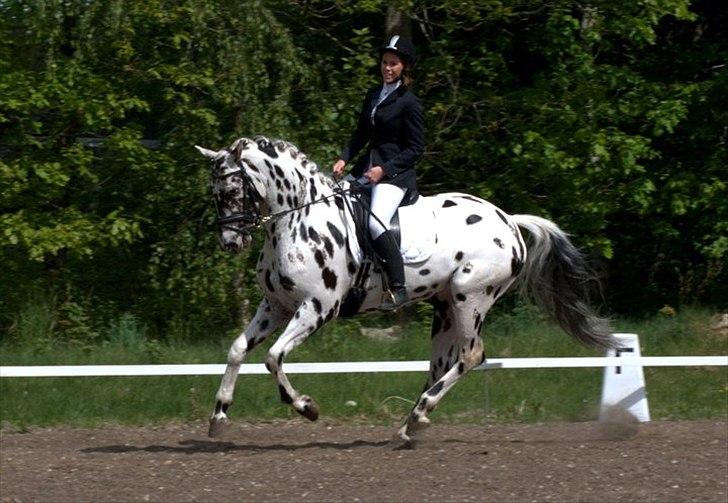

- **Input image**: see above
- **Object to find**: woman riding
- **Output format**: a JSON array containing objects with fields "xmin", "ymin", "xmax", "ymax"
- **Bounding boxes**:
[{"xmin": 332, "ymin": 35, "xmax": 425, "ymax": 310}]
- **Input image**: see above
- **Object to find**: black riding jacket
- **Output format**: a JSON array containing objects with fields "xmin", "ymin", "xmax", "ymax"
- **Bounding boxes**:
[{"xmin": 340, "ymin": 84, "xmax": 425, "ymax": 198}]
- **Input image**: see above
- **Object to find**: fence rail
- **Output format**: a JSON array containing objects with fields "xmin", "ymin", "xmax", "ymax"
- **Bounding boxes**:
[{"xmin": 2, "ymin": 356, "xmax": 726, "ymax": 378}]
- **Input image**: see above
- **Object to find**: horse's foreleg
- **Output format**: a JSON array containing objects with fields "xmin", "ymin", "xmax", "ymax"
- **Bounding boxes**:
[
  {"xmin": 265, "ymin": 299, "xmax": 337, "ymax": 421},
  {"xmin": 209, "ymin": 299, "xmax": 286, "ymax": 437}
]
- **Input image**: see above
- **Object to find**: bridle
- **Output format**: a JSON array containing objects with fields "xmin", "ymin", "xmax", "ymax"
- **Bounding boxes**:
[
  {"xmin": 211, "ymin": 163, "xmax": 262, "ymax": 237},
  {"xmin": 211, "ymin": 157, "xmax": 353, "ymax": 238}
]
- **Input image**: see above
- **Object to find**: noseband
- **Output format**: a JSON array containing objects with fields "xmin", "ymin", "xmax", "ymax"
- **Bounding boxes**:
[{"xmin": 211, "ymin": 164, "xmax": 262, "ymax": 237}]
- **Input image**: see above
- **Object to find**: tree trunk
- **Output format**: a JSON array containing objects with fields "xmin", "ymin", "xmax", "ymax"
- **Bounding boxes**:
[{"xmin": 385, "ymin": 8, "xmax": 412, "ymax": 40}]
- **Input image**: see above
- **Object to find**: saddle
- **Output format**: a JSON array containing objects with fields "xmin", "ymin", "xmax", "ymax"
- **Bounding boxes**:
[{"xmin": 337, "ymin": 177, "xmax": 421, "ymax": 317}]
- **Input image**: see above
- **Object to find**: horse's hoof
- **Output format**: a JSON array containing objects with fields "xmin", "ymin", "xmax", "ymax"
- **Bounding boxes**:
[
  {"xmin": 393, "ymin": 425, "xmax": 415, "ymax": 449},
  {"xmin": 295, "ymin": 396, "xmax": 319, "ymax": 422},
  {"xmin": 208, "ymin": 415, "xmax": 231, "ymax": 438}
]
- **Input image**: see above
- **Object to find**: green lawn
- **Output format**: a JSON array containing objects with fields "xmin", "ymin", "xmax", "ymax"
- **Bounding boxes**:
[{"xmin": 1, "ymin": 306, "xmax": 726, "ymax": 428}]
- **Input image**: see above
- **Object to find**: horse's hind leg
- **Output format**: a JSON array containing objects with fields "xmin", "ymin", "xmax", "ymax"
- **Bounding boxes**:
[
  {"xmin": 209, "ymin": 299, "xmax": 287, "ymax": 437},
  {"xmin": 397, "ymin": 291, "xmax": 494, "ymax": 443}
]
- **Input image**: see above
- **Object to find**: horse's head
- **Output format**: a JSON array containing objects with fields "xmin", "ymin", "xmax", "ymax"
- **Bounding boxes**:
[
  {"xmin": 197, "ymin": 135, "xmax": 328, "ymax": 253},
  {"xmin": 195, "ymin": 138, "xmax": 266, "ymax": 252}
]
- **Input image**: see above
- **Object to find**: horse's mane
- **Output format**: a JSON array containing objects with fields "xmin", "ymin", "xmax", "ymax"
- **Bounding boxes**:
[{"xmin": 236, "ymin": 135, "xmax": 336, "ymax": 191}]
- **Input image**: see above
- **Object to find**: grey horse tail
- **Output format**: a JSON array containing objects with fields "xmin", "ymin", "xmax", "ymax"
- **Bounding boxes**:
[{"xmin": 511, "ymin": 214, "xmax": 615, "ymax": 349}]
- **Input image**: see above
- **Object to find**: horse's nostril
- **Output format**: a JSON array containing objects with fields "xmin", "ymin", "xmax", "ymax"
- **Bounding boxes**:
[{"xmin": 224, "ymin": 241, "xmax": 238, "ymax": 252}]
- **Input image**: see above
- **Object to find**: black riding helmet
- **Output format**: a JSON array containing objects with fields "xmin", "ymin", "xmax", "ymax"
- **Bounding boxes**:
[{"xmin": 378, "ymin": 35, "xmax": 416, "ymax": 65}]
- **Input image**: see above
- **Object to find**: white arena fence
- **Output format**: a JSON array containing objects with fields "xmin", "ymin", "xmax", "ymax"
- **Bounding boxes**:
[{"xmin": 1, "ymin": 356, "xmax": 725, "ymax": 378}]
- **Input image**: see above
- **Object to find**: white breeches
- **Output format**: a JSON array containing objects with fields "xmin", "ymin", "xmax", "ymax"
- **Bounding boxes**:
[{"xmin": 368, "ymin": 183, "xmax": 405, "ymax": 239}]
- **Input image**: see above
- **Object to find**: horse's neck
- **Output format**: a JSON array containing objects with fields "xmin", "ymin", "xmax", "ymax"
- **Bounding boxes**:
[{"xmin": 265, "ymin": 171, "xmax": 339, "ymax": 237}]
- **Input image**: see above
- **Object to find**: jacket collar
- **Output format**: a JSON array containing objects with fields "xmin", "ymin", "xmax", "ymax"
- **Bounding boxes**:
[{"xmin": 375, "ymin": 82, "xmax": 407, "ymax": 109}]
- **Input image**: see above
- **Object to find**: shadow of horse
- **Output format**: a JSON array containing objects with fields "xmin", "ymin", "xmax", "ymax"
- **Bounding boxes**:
[{"xmin": 81, "ymin": 438, "xmax": 391, "ymax": 455}]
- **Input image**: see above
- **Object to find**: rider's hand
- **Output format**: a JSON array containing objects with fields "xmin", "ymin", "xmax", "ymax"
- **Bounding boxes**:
[
  {"xmin": 365, "ymin": 166, "xmax": 385, "ymax": 183},
  {"xmin": 332, "ymin": 159, "xmax": 346, "ymax": 178}
]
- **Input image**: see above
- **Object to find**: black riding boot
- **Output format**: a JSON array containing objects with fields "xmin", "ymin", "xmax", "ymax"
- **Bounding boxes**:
[{"xmin": 372, "ymin": 230, "xmax": 409, "ymax": 311}]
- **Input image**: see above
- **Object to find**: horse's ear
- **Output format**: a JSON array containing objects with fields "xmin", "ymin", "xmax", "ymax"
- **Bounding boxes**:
[{"xmin": 195, "ymin": 145, "xmax": 219, "ymax": 159}]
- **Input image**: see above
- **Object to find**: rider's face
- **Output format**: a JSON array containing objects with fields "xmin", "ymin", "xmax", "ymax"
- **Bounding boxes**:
[{"xmin": 381, "ymin": 52, "xmax": 404, "ymax": 84}]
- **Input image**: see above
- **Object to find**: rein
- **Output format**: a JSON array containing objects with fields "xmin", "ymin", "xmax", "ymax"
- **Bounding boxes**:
[{"xmin": 212, "ymin": 166, "xmax": 354, "ymax": 235}]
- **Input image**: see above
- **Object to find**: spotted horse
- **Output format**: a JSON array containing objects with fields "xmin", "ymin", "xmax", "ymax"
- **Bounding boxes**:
[{"xmin": 196, "ymin": 136, "xmax": 614, "ymax": 444}]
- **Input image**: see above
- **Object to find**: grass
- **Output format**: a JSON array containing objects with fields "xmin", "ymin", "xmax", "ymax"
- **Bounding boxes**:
[{"xmin": 1, "ymin": 305, "xmax": 726, "ymax": 429}]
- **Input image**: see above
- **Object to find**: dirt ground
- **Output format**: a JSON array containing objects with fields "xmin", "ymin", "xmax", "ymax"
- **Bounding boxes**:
[{"xmin": 1, "ymin": 419, "xmax": 726, "ymax": 502}]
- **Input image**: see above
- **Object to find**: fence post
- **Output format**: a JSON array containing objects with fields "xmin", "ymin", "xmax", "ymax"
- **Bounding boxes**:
[{"xmin": 599, "ymin": 333, "xmax": 651, "ymax": 422}]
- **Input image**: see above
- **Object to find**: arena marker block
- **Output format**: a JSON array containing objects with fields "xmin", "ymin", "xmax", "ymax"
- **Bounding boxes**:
[{"xmin": 599, "ymin": 333, "xmax": 650, "ymax": 422}]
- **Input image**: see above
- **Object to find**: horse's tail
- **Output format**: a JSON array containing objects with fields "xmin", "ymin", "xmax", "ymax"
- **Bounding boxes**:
[{"xmin": 511, "ymin": 214, "xmax": 615, "ymax": 349}]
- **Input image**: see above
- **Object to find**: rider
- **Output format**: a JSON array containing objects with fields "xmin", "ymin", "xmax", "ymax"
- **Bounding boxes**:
[{"xmin": 332, "ymin": 35, "xmax": 425, "ymax": 310}]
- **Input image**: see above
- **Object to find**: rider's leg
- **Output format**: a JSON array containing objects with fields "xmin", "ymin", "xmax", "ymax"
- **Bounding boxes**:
[{"xmin": 369, "ymin": 183, "xmax": 408, "ymax": 309}]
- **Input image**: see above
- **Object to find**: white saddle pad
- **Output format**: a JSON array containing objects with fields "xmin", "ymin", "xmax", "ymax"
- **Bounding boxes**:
[
  {"xmin": 397, "ymin": 196, "xmax": 436, "ymax": 264},
  {"xmin": 341, "ymin": 188, "xmax": 436, "ymax": 265}
]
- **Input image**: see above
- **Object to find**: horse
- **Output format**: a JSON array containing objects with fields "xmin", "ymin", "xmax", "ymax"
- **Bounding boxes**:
[{"xmin": 195, "ymin": 135, "xmax": 613, "ymax": 443}]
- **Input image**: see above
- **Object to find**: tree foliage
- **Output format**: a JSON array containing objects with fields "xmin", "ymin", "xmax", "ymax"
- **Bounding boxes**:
[{"xmin": 1, "ymin": 0, "xmax": 725, "ymax": 341}]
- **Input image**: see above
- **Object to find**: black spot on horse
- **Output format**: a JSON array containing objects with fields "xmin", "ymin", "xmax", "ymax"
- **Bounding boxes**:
[
  {"xmin": 272, "ymin": 236, "xmax": 278, "ymax": 248},
  {"xmin": 312, "ymin": 298, "xmax": 322, "ymax": 314},
  {"xmin": 322, "ymin": 268, "xmax": 338, "ymax": 290},
  {"xmin": 326, "ymin": 222, "xmax": 345, "ymax": 247},
  {"xmin": 322, "ymin": 236, "xmax": 334, "ymax": 257},
  {"xmin": 419, "ymin": 269, "xmax": 431, "ymax": 276},
  {"xmin": 494, "ymin": 237, "xmax": 504, "ymax": 249},
  {"xmin": 456, "ymin": 293, "xmax": 467, "ymax": 302},
  {"xmin": 265, "ymin": 270, "xmax": 275, "ymax": 292},
  {"xmin": 257, "ymin": 139, "xmax": 278, "ymax": 158},
  {"xmin": 278, "ymin": 384, "xmax": 293, "ymax": 404},
  {"xmin": 308, "ymin": 226, "xmax": 321, "ymax": 244},
  {"xmin": 414, "ymin": 286, "xmax": 427, "ymax": 293},
  {"xmin": 462, "ymin": 267, "xmax": 471, "ymax": 274},
  {"xmin": 334, "ymin": 196, "xmax": 344, "ymax": 210},
  {"xmin": 300, "ymin": 223, "xmax": 308, "ymax": 242},
  {"xmin": 310, "ymin": 180, "xmax": 318, "ymax": 201},
  {"xmin": 458, "ymin": 362, "xmax": 465, "ymax": 374},
  {"xmin": 486, "ymin": 285, "xmax": 494, "ymax": 295},
  {"xmin": 347, "ymin": 262, "xmax": 357, "ymax": 275},
  {"xmin": 473, "ymin": 313, "xmax": 482, "ymax": 331},
  {"xmin": 314, "ymin": 249, "xmax": 326, "ymax": 268},
  {"xmin": 442, "ymin": 200, "xmax": 457, "ymax": 208},
  {"xmin": 277, "ymin": 193, "xmax": 284, "ymax": 205},
  {"xmin": 496, "ymin": 209, "xmax": 509, "ymax": 225},
  {"xmin": 259, "ymin": 319, "xmax": 269, "ymax": 331},
  {"xmin": 455, "ymin": 251, "xmax": 464, "ymax": 261},
  {"xmin": 466, "ymin": 214, "xmax": 482, "ymax": 225},
  {"xmin": 279, "ymin": 274, "xmax": 296, "ymax": 291},
  {"xmin": 284, "ymin": 179, "xmax": 291, "ymax": 190},
  {"xmin": 274, "ymin": 164, "xmax": 285, "ymax": 178},
  {"xmin": 427, "ymin": 381, "xmax": 444, "ymax": 397},
  {"xmin": 443, "ymin": 317, "xmax": 452, "ymax": 332}
]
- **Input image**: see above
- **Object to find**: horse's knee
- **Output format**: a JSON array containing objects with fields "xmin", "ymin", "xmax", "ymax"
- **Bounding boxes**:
[
  {"xmin": 265, "ymin": 350, "xmax": 282, "ymax": 375},
  {"xmin": 227, "ymin": 339, "xmax": 248, "ymax": 365}
]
